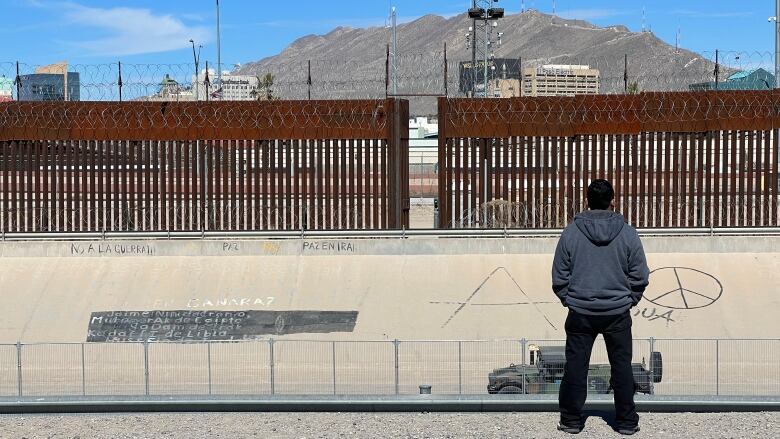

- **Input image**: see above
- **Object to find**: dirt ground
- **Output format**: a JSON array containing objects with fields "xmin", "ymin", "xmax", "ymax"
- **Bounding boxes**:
[{"xmin": 0, "ymin": 411, "xmax": 777, "ymax": 438}]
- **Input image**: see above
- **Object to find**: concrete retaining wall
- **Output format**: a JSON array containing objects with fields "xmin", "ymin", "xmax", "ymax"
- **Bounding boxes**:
[{"xmin": 0, "ymin": 236, "xmax": 777, "ymax": 342}]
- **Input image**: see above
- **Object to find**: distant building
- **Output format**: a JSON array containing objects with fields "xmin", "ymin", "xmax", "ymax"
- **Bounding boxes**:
[
  {"xmin": 193, "ymin": 70, "xmax": 261, "ymax": 101},
  {"xmin": 521, "ymin": 64, "xmax": 600, "ymax": 97},
  {"xmin": 492, "ymin": 78, "xmax": 521, "ymax": 98},
  {"xmin": 19, "ymin": 62, "xmax": 80, "ymax": 101},
  {"xmin": 459, "ymin": 58, "xmax": 522, "ymax": 96},
  {"xmin": 147, "ymin": 74, "xmax": 195, "ymax": 102},
  {"xmin": 0, "ymin": 76, "xmax": 13, "ymax": 102},
  {"xmin": 689, "ymin": 68, "xmax": 775, "ymax": 91}
]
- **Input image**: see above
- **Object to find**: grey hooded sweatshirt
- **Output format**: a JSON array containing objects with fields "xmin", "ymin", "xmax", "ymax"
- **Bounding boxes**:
[{"xmin": 552, "ymin": 210, "xmax": 649, "ymax": 316}]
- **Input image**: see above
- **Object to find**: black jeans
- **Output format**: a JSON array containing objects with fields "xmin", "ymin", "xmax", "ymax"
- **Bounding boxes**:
[{"xmin": 559, "ymin": 309, "xmax": 639, "ymax": 429}]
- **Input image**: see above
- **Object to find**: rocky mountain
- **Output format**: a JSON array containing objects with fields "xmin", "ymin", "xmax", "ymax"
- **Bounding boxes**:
[{"xmin": 237, "ymin": 10, "xmax": 727, "ymax": 115}]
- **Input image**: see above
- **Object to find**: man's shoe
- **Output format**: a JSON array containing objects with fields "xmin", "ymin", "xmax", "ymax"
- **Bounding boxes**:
[
  {"xmin": 557, "ymin": 423, "xmax": 582, "ymax": 434},
  {"xmin": 617, "ymin": 425, "xmax": 640, "ymax": 435}
]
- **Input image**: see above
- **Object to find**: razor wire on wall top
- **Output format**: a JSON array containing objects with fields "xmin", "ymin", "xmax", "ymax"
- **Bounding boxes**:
[{"xmin": 1, "ymin": 50, "xmax": 774, "ymax": 113}]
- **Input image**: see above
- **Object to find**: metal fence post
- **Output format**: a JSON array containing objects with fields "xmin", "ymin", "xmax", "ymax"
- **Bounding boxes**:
[
  {"xmin": 715, "ymin": 339, "xmax": 720, "ymax": 396},
  {"xmin": 269, "ymin": 338, "xmax": 275, "ymax": 395},
  {"xmin": 520, "ymin": 338, "xmax": 527, "ymax": 394},
  {"xmin": 16, "ymin": 342, "xmax": 22, "ymax": 397},
  {"xmin": 14, "ymin": 62, "xmax": 21, "ymax": 101},
  {"xmin": 117, "ymin": 61, "xmax": 123, "ymax": 102},
  {"xmin": 207, "ymin": 342, "xmax": 212, "ymax": 395},
  {"xmin": 81, "ymin": 342, "xmax": 86, "ymax": 396},
  {"xmin": 143, "ymin": 340, "xmax": 149, "ymax": 396},
  {"xmin": 458, "ymin": 341, "xmax": 463, "ymax": 395},
  {"xmin": 393, "ymin": 339, "xmax": 400, "ymax": 395},
  {"xmin": 332, "ymin": 341, "xmax": 337, "ymax": 395},
  {"xmin": 307, "ymin": 59, "xmax": 312, "ymax": 100},
  {"xmin": 521, "ymin": 338, "xmax": 527, "ymax": 365},
  {"xmin": 649, "ymin": 337, "xmax": 655, "ymax": 385}
]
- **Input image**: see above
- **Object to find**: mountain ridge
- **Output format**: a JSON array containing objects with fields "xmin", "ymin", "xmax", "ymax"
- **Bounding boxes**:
[{"xmin": 236, "ymin": 10, "xmax": 726, "ymax": 114}]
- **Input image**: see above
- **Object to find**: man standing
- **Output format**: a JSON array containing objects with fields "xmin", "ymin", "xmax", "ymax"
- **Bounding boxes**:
[{"xmin": 552, "ymin": 179, "xmax": 649, "ymax": 435}]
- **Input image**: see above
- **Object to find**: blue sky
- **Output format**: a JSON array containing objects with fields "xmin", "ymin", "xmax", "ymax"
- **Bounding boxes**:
[{"xmin": 1, "ymin": 0, "xmax": 776, "ymax": 67}]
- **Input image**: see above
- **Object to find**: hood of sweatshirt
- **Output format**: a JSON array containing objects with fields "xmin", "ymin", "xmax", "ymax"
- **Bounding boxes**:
[{"xmin": 573, "ymin": 210, "xmax": 626, "ymax": 246}]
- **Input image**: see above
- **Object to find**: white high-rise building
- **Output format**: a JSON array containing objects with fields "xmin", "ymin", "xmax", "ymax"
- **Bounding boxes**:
[
  {"xmin": 193, "ymin": 70, "xmax": 262, "ymax": 101},
  {"xmin": 522, "ymin": 65, "xmax": 600, "ymax": 97}
]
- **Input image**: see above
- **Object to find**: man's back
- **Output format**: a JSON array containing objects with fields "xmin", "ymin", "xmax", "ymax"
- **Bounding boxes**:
[{"xmin": 552, "ymin": 210, "xmax": 648, "ymax": 316}]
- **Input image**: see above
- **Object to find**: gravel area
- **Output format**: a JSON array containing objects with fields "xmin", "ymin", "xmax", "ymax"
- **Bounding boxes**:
[{"xmin": 0, "ymin": 412, "xmax": 778, "ymax": 438}]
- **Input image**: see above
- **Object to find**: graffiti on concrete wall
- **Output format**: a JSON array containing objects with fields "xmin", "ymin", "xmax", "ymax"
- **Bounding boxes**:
[
  {"xmin": 635, "ymin": 267, "xmax": 723, "ymax": 327},
  {"xmin": 430, "ymin": 267, "xmax": 558, "ymax": 330},
  {"xmin": 87, "ymin": 310, "xmax": 359, "ymax": 342},
  {"xmin": 70, "ymin": 243, "xmax": 156, "ymax": 256}
]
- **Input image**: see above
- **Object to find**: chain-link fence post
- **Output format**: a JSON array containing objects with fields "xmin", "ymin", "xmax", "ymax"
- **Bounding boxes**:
[
  {"xmin": 307, "ymin": 60, "xmax": 312, "ymax": 100},
  {"xmin": 443, "ymin": 42, "xmax": 448, "ymax": 97},
  {"xmin": 118, "ymin": 61, "xmax": 123, "ymax": 102},
  {"xmin": 14, "ymin": 61, "xmax": 21, "ymax": 101},
  {"xmin": 623, "ymin": 54, "xmax": 628, "ymax": 93},
  {"xmin": 649, "ymin": 337, "xmax": 655, "ymax": 385},
  {"xmin": 714, "ymin": 50, "xmax": 720, "ymax": 88},
  {"xmin": 520, "ymin": 338, "xmax": 527, "ymax": 394},
  {"xmin": 143, "ymin": 340, "xmax": 149, "ymax": 396},
  {"xmin": 269, "ymin": 338, "xmax": 275, "ymax": 395},
  {"xmin": 394, "ymin": 339, "xmax": 400, "ymax": 395},
  {"xmin": 332, "ymin": 341, "xmax": 337, "ymax": 395},
  {"xmin": 81, "ymin": 342, "xmax": 86, "ymax": 396},
  {"xmin": 715, "ymin": 339, "xmax": 720, "ymax": 396},
  {"xmin": 207, "ymin": 342, "xmax": 212, "ymax": 395},
  {"xmin": 458, "ymin": 340, "xmax": 463, "ymax": 395},
  {"xmin": 16, "ymin": 341, "xmax": 22, "ymax": 397}
]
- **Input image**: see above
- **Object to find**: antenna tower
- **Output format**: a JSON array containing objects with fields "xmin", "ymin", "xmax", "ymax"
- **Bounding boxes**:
[
  {"xmin": 676, "ymin": 27, "xmax": 680, "ymax": 53},
  {"xmin": 466, "ymin": 0, "xmax": 504, "ymax": 97}
]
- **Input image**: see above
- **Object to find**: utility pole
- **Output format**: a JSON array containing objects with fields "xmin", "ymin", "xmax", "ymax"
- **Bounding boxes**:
[
  {"xmin": 390, "ymin": 6, "xmax": 398, "ymax": 96},
  {"xmin": 216, "ymin": 0, "xmax": 222, "ymax": 98},
  {"xmin": 776, "ymin": 0, "xmax": 779, "ymax": 88},
  {"xmin": 483, "ymin": 13, "xmax": 489, "ymax": 95},
  {"xmin": 471, "ymin": 0, "xmax": 477, "ymax": 97},
  {"xmin": 190, "ymin": 39, "xmax": 202, "ymax": 101}
]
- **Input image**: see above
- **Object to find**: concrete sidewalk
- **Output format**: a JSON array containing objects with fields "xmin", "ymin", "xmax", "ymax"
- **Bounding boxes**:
[{"xmin": 1, "ymin": 394, "xmax": 778, "ymax": 414}]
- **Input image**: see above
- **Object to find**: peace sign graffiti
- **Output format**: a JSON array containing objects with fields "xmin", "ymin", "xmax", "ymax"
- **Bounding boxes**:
[{"xmin": 645, "ymin": 267, "xmax": 723, "ymax": 310}]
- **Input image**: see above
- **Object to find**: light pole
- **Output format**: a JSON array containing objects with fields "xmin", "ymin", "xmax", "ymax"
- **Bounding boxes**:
[
  {"xmin": 775, "ymin": 0, "xmax": 780, "ymax": 88},
  {"xmin": 190, "ymin": 39, "xmax": 202, "ymax": 100},
  {"xmin": 216, "ymin": 0, "xmax": 222, "ymax": 98},
  {"xmin": 390, "ymin": 6, "xmax": 398, "ymax": 96}
]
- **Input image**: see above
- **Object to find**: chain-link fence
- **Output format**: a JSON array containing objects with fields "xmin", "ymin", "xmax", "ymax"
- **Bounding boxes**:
[{"xmin": 0, "ymin": 338, "xmax": 778, "ymax": 398}]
